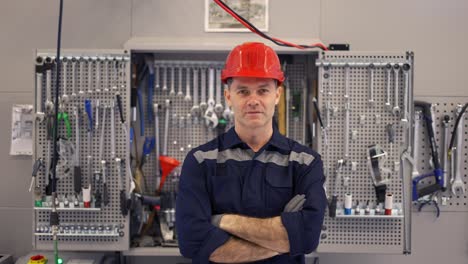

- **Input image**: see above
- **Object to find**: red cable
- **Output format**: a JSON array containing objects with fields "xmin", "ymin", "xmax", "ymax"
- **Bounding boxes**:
[{"xmin": 213, "ymin": 0, "xmax": 328, "ymax": 50}]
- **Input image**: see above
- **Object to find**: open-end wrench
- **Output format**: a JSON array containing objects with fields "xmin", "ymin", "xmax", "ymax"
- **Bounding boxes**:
[
  {"xmin": 344, "ymin": 64, "xmax": 350, "ymax": 100},
  {"xmin": 184, "ymin": 67, "xmax": 192, "ymax": 101},
  {"xmin": 78, "ymin": 58, "xmax": 85, "ymax": 95},
  {"xmin": 116, "ymin": 157, "xmax": 127, "ymax": 216},
  {"xmin": 401, "ymin": 63, "xmax": 411, "ymax": 124},
  {"xmin": 101, "ymin": 159, "xmax": 109, "ymax": 206},
  {"xmin": 35, "ymin": 58, "xmax": 45, "ymax": 122},
  {"xmin": 95, "ymin": 99, "xmax": 100, "ymax": 131},
  {"xmin": 204, "ymin": 68, "xmax": 218, "ymax": 128},
  {"xmin": 111, "ymin": 59, "xmax": 118, "ymax": 91},
  {"xmin": 170, "ymin": 66, "xmax": 176, "ymax": 96},
  {"xmin": 104, "ymin": 58, "xmax": 110, "ymax": 92},
  {"xmin": 154, "ymin": 103, "xmax": 161, "ymax": 189},
  {"xmin": 214, "ymin": 68, "xmax": 223, "ymax": 114},
  {"xmin": 368, "ymin": 64, "xmax": 375, "ymax": 107},
  {"xmin": 95, "ymin": 58, "xmax": 102, "ymax": 93},
  {"xmin": 87, "ymin": 58, "xmax": 94, "ymax": 94},
  {"xmin": 177, "ymin": 66, "xmax": 184, "ymax": 97},
  {"xmin": 162, "ymin": 65, "xmax": 168, "ymax": 91},
  {"xmin": 385, "ymin": 63, "xmax": 392, "ymax": 111},
  {"xmin": 191, "ymin": 68, "xmax": 200, "ymax": 118},
  {"xmin": 200, "ymin": 68, "xmax": 208, "ymax": 113},
  {"xmin": 73, "ymin": 106, "xmax": 82, "ymax": 194},
  {"xmin": 45, "ymin": 65, "xmax": 54, "ymax": 114},
  {"xmin": 344, "ymin": 101, "xmax": 350, "ymax": 163},
  {"xmin": 412, "ymin": 111, "xmax": 421, "ymax": 177},
  {"xmin": 392, "ymin": 64, "xmax": 401, "ymax": 116},
  {"xmin": 155, "ymin": 64, "xmax": 160, "ymax": 89},
  {"xmin": 61, "ymin": 57, "xmax": 70, "ymax": 104},
  {"xmin": 451, "ymin": 106, "xmax": 465, "ymax": 195},
  {"xmin": 110, "ymin": 100, "xmax": 116, "ymax": 160},
  {"xmin": 163, "ymin": 100, "xmax": 171, "ymax": 156},
  {"xmin": 71, "ymin": 57, "xmax": 77, "ymax": 98},
  {"xmin": 442, "ymin": 115, "xmax": 451, "ymax": 192}
]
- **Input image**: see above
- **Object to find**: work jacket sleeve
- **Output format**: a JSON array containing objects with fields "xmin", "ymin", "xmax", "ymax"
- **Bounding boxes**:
[
  {"xmin": 176, "ymin": 151, "xmax": 230, "ymax": 263},
  {"xmin": 280, "ymin": 157, "xmax": 327, "ymax": 256}
]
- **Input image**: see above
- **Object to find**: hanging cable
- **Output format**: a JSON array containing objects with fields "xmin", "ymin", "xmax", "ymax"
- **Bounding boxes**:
[
  {"xmin": 213, "ymin": 0, "xmax": 328, "ymax": 50},
  {"xmin": 448, "ymin": 102, "xmax": 468, "ymax": 156},
  {"xmin": 51, "ymin": 0, "xmax": 64, "ymax": 263}
]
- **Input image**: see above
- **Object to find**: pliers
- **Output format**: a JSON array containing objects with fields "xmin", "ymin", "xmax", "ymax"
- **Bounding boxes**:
[{"xmin": 417, "ymin": 194, "xmax": 440, "ymax": 218}]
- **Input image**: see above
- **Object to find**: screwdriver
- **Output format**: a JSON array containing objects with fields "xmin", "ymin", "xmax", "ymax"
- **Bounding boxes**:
[{"xmin": 386, "ymin": 124, "xmax": 395, "ymax": 164}]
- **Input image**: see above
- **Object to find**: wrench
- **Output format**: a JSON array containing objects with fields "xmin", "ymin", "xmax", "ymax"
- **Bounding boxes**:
[
  {"xmin": 344, "ymin": 101, "xmax": 350, "ymax": 163},
  {"xmin": 163, "ymin": 100, "xmax": 171, "ymax": 156},
  {"xmin": 87, "ymin": 58, "xmax": 94, "ymax": 94},
  {"xmin": 442, "ymin": 115, "xmax": 451, "ymax": 191},
  {"xmin": 104, "ymin": 58, "xmax": 110, "ymax": 92},
  {"xmin": 154, "ymin": 103, "xmax": 161, "ymax": 188},
  {"xmin": 401, "ymin": 63, "xmax": 411, "ymax": 124},
  {"xmin": 177, "ymin": 66, "xmax": 184, "ymax": 97},
  {"xmin": 204, "ymin": 68, "xmax": 218, "ymax": 128},
  {"xmin": 101, "ymin": 159, "xmax": 109, "ymax": 206},
  {"xmin": 155, "ymin": 65, "xmax": 160, "ymax": 89},
  {"xmin": 214, "ymin": 68, "xmax": 223, "ymax": 114},
  {"xmin": 385, "ymin": 63, "xmax": 392, "ymax": 111},
  {"xmin": 191, "ymin": 68, "xmax": 200, "ymax": 118},
  {"xmin": 200, "ymin": 68, "xmax": 208, "ymax": 113},
  {"xmin": 412, "ymin": 111, "xmax": 421, "ymax": 177},
  {"xmin": 392, "ymin": 64, "xmax": 401, "ymax": 116},
  {"xmin": 95, "ymin": 58, "xmax": 102, "ymax": 93},
  {"xmin": 61, "ymin": 57, "xmax": 70, "ymax": 104},
  {"xmin": 78, "ymin": 58, "xmax": 85, "ymax": 95},
  {"xmin": 170, "ymin": 66, "xmax": 176, "ymax": 95},
  {"xmin": 162, "ymin": 65, "xmax": 168, "ymax": 91},
  {"xmin": 344, "ymin": 64, "xmax": 350, "ymax": 100},
  {"xmin": 45, "ymin": 65, "xmax": 54, "ymax": 114},
  {"xmin": 73, "ymin": 106, "xmax": 81, "ymax": 194},
  {"xmin": 111, "ymin": 59, "xmax": 118, "ymax": 91},
  {"xmin": 35, "ymin": 60, "xmax": 45, "ymax": 122},
  {"xmin": 184, "ymin": 67, "xmax": 192, "ymax": 101},
  {"xmin": 71, "ymin": 57, "xmax": 77, "ymax": 98},
  {"xmin": 95, "ymin": 99, "xmax": 100, "ymax": 131},
  {"xmin": 451, "ymin": 106, "xmax": 465, "ymax": 195},
  {"xmin": 110, "ymin": 100, "xmax": 116, "ymax": 160},
  {"xmin": 368, "ymin": 64, "xmax": 375, "ymax": 107}
]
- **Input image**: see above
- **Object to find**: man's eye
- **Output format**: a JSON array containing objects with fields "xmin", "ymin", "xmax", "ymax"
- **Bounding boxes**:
[
  {"xmin": 259, "ymin": 89, "xmax": 269, "ymax": 94},
  {"xmin": 238, "ymin": 90, "xmax": 249, "ymax": 95}
]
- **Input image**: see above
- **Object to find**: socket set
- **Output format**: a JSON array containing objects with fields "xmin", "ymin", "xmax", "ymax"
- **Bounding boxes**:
[{"xmin": 35, "ymin": 223, "xmax": 124, "ymax": 237}]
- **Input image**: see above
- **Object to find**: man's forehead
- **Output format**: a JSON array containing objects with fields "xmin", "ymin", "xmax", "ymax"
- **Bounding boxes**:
[{"xmin": 231, "ymin": 77, "xmax": 276, "ymax": 88}]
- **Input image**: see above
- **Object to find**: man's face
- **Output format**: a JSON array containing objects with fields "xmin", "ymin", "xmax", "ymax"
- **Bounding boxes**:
[{"xmin": 225, "ymin": 77, "xmax": 281, "ymax": 130}]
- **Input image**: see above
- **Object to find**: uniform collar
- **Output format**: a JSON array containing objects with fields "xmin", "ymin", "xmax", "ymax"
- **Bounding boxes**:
[{"xmin": 224, "ymin": 125, "xmax": 290, "ymax": 151}]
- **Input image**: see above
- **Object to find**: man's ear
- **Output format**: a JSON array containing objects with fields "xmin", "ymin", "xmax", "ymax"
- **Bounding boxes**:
[
  {"xmin": 275, "ymin": 85, "xmax": 283, "ymax": 105},
  {"xmin": 224, "ymin": 87, "xmax": 232, "ymax": 107}
]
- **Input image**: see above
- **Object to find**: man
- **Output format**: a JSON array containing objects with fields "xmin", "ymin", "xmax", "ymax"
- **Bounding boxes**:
[{"xmin": 176, "ymin": 42, "xmax": 326, "ymax": 263}]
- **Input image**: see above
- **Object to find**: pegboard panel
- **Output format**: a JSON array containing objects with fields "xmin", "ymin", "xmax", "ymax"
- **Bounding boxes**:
[
  {"xmin": 316, "ymin": 52, "xmax": 414, "ymax": 254},
  {"xmin": 285, "ymin": 63, "xmax": 307, "ymax": 144},
  {"xmin": 412, "ymin": 97, "xmax": 468, "ymax": 212},
  {"xmin": 33, "ymin": 50, "xmax": 131, "ymax": 251}
]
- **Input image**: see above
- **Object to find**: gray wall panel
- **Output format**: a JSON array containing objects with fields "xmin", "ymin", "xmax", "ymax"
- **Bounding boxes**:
[
  {"xmin": 0, "ymin": 208, "xmax": 32, "ymax": 258},
  {"xmin": 131, "ymin": 0, "xmax": 321, "ymax": 39},
  {"xmin": 320, "ymin": 0, "xmax": 468, "ymax": 97}
]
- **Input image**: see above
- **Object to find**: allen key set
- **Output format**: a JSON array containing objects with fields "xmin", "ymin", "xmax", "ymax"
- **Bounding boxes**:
[
  {"xmin": 315, "ymin": 52, "xmax": 414, "ymax": 254},
  {"xmin": 32, "ymin": 51, "xmax": 131, "ymax": 251}
]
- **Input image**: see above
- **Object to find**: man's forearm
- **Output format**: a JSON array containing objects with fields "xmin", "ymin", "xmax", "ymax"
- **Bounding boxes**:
[
  {"xmin": 219, "ymin": 215, "xmax": 290, "ymax": 253},
  {"xmin": 209, "ymin": 237, "xmax": 278, "ymax": 263}
]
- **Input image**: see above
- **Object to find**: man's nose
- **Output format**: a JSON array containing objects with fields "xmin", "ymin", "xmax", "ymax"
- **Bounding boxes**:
[{"xmin": 247, "ymin": 97, "xmax": 260, "ymax": 107}]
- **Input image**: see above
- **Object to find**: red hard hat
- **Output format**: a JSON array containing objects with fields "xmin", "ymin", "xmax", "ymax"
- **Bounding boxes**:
[{"xmin": 221, "ymin": 42, "xmax": 285, "ymax": 85}]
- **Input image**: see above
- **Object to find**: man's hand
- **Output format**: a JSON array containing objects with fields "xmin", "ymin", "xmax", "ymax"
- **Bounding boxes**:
[
  {"xmin": 283, "ymin": 194, "xmax": 306, "ymax": 212},
  {"xmin": 212, "ymin": 214, "xmax": 224, "ymax": 228}
]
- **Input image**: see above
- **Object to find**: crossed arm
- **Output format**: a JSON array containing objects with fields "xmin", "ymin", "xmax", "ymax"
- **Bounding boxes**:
[{"xmin": 210, "ymin": 215, "xmax": 288, "ymax": 263}]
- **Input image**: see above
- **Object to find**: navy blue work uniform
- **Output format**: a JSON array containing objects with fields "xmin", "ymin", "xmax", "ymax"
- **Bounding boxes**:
[{"xmin": 176, "ymin": 126, "xmax": 327, "ymax": 263}]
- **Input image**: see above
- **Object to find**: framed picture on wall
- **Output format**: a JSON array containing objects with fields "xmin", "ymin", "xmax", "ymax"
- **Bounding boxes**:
[{"xmin": 205, "ymin": 0, "xmax": 269, "ymax": 32}]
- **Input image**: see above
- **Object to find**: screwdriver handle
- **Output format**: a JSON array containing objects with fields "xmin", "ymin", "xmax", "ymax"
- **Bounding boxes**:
[
  {"xmin": 85, "ymin": 99, "xmax": 93, "ymax": 131},
  {"xmin": 63, "ymin": 113, "xmax": 72, "ymax": 139},
  {"xmin": 74, "ymin": 166, "xmax": 82, "ymax": 194},
  {"xmin": 116, "ymin": 94, "xmax": 125, "ymax": 124}
]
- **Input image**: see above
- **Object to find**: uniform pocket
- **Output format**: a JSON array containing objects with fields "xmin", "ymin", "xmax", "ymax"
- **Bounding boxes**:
[
  {"xmin": 211, "ymin": 163, "xmax": 242, "ymax": 213},
  {"xmin": 265, "ymin": 167, "xmax": 293, "ymax": 209}
]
